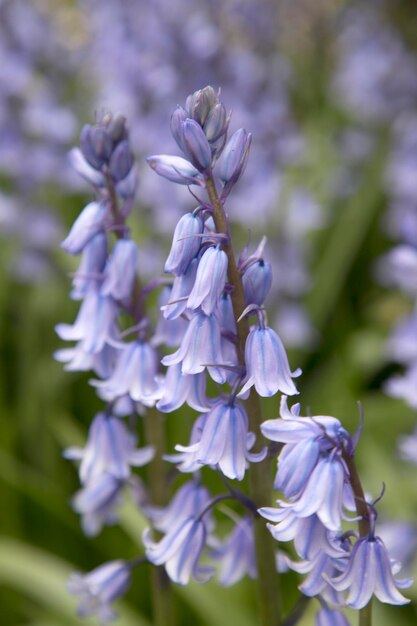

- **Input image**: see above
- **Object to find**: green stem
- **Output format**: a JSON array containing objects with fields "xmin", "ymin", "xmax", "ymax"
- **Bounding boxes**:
[
  {"xmin": 282, "ymin": 595, "xmax": 310, "ymax": 626},
  {"xmin": 206, "ymin": 175, "xmax": 282, "ymax": 626},
  {"xmin": 342, "ymin": 450, "xmax": 372, "ymax": 626},
  {"xmin": 144, "ymin": 409, "xmax": 175, "ymax": 626}
]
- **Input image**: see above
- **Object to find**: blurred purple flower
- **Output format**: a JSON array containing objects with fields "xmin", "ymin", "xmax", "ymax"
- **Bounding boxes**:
[{"xmin": 67, "ymin": 560, "xmax": 131, "ymax": 623}]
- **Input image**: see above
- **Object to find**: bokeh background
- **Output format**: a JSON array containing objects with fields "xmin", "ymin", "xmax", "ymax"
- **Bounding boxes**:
[{"xmin": 1, "ymin": 0, "xmax": 417, "ymax": 624}]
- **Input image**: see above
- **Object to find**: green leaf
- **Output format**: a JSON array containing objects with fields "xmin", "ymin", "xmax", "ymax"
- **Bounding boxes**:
[{"xmin": 0, "ymin": 537, "xmax": 150, "ymax": 626}]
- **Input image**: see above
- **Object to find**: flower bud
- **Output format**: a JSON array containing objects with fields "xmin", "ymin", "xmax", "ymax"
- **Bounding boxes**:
[
  {"xmin": 170, "ymin": 106, "xmax": 188, "ymax": 152},
  {"xmin": 210, "ymin": 132, "xmax": 228, "ymax": 160},
  {"xmin": 242, "ymin": 260, "xmax": 272, "ymax": 305},
  {"xmin": 204, "ymin": 103, "xmax": 228, "ymax": 142},
  {"xmin": 69, "ymin": 148, "xmax": 105, "ymax": 187},
  {"xmin": 116, "ymin": 165, "xmax": 137, "ymax": 200},
  {"xmin": 185, "ymin": 86, "xmax": 218, "ymax": 126},
  {"xmin": 219, "ymin": 128, "xmax": 252, "ymax": 187},
  {"xmin": 109, "ymin": 140, "xmax": 133, "ymax": 182},
  {"xmin": 107, "ymin": 113, "xmax": 128, "ymax": 142},
  {"xmin": 146, "ymin": 154, "xmax": 205, "ymax": 186},
  {"xmin": 80, "ymin": 125, "xmax": 112, "ymax": 170},
  {"xmin": 182, "ymin": 119, "xmax": 212, "ymax": 172}
]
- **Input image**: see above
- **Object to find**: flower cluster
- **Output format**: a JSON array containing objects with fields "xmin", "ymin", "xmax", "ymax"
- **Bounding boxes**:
[
  {"xmin": 260, "ymin": 396, "xmax": 412, "ymax": 614},
  {"xmin": 143, "ymin": 478, "xmax": 257, "ymax": 588},
  {"xmin": 56, "ymin": 112, "xmax": 166, "ymax": 619},
  {"xmin": 81, "ymin": 0, "xmax": 321, "ymax": 350},
  {"xmin": 148, "ymin": 86, "xmax": 299, "ymax": 485},
  {"xmin": 60, "ymin": 86, "xmax": 414, "ymax": 626}
]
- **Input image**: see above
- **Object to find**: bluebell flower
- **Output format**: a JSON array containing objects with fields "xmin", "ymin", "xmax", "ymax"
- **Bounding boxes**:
[
  {"xmin": 67, "ymin": 560, "xmax": 131, "ymax": 623},
  {"xmin": 170, "ymin": 400, "xmax": 266, "ymax": 480},
  {"xmin": 259, "ymin": 509, "xmax": 346, "ymax": 561},
  {"xmin": 156, "ymin": 363, "xmax": 211, "ymax": 413},
  {"xmin": 143, "ymin": 517, "xmax": 214, "ymax": 585},
  {"xmin": 64, "ymin": 412, "xmax": 153, "ymax": 484},
  {"xmin": 162, "ymin": 311, "xmax": 228, "ymax": 384},
  {"xmin": 261, "ymin": 395, "xmax": 349, "ymax": 440},
  {"xmin": 101, "ymin": 239, "xmax": 138, "ymax": 301},
  {"xmin": 284, "ymin": 548, "xmax": 348, "ymax": 603},
  {"xmin": 146, "ymin": 154, "xmax": 205, "ymax": 186},
  {"xmin": 187, "ymin": 245, "xmax": 228, "ymax": 315},
  {"xmin": 54, "ymin": 342, "xmax": 115, "ymax": 378},
  {"xmin": 325, "ymin": 534, "xmax": 412, "ymax": 609},
  {"xmin": 274, "ymin": 436, "xmax": 323, "ymax": 497},
  {"xmin": 277, "ymin": 453, "xmax": 348, "ymax": 532},
  {"xmin": 164, "ymin": 414, "xmax": 208, "ymax": 473},
  {"xmin": 146, "ymin": 480, "xmax": 212, "ymax": 534},
  {"xmin": 260, "ymin": 397, "xmax": 353, "ymax": 532},
  {"xmin": 55, "ymin": 286, "xmax": 118, "ymax": 354},
  {"xmin": 162, "ymin": 258, "xmax": 198, "ymax": 320},
  {"xmin": 315, "ymin": 607, "xmax": 351, "ymax": 626},
  {"xmin": 377, "ymin": 521, "xmax": 417, "ymax": 573},
  {"xmin": 211, "ymin": 516, "xmax": 257, "ymax": 586},
  {"xmin": 238, "ymin": 326, "xmax": 301, "ymax": 398},
  {"xmin": 109, "ymin": 395, "xmax": 140, "ymax": 418},
  {"xmin": 91, "ymin": 341, "xmax": 161, "ymax": 406},
  {"xmin": 71, "ymin": 472, "xmax": 123, "ymax": 537},
  {"xmin": 71, "ymin": 233, "xmax": 108, "ymax": 301},
  {"xmin": 61, "ymin": 202, "xmax": 107, "ymax": 255},
  {"xmin": 164, "ymin": 211, "xmax": 203, "ymax": 276},
  {"xmin": 261, "ymin": 396, "xmax": 351, "ymax": 498},
  {"xmin": 152, "ymin": 287, "xmax": 188, "ymax": 348}
]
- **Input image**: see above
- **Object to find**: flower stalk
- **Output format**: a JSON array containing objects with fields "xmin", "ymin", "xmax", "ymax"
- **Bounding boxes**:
[
  {"xmin": 145, "ymin": 408, "xmax": 176, "ymax": 626},
  {"xmin": 206, "ymin": 174, "xmax": 282, "ymax": 626},
  {"xmin": 342, "ymin": 450, "xmax": 372, "ymax": 626}
]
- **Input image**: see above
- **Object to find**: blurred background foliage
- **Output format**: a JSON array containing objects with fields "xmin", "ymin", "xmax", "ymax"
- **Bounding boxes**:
[{"xmin": 1, "ymin": 0, "xmax": 417, "ymax": 624}]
